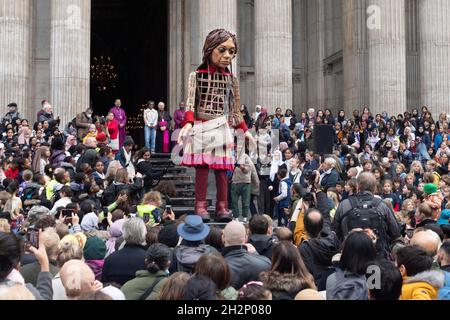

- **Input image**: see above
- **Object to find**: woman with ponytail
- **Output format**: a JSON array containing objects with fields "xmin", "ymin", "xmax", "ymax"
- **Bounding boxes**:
[{"xmin": 121, "ymin": 243, "xmax": 171, "ymax": 300}]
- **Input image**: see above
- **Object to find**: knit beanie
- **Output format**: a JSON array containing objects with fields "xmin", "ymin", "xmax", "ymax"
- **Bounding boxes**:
[
  {"xmin": 83, "ymin": 236, "xmax": 106, "ymax": 260},
  {"xmin": 96, "ymin": 132, "xmax": 107, "ymax": 143}
]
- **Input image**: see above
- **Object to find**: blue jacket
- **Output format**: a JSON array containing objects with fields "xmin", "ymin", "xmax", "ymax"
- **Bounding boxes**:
[
  {"xmin": 320, "ymin": 168, "xmax": 339, "ymax": 189},
  {"xmin": 115, "ymin": 148, "xmax": 129, "ymax": 168},
  {"xmin": 438, "ymin": 271, "xmax": 450, "ymax": 300},
  {"xmin": 435, "ymin": 134, "xmax": 450, "ymax": 150},
  {"xmin": 278, "ymin": 177, "xmax": 292, "ymax": 209}
]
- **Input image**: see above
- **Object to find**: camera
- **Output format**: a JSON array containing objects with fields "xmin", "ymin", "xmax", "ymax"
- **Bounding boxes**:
[
  {"xmin": 303, "ymin": 169, "xmax": 317, "ymax": 185},
  {"xmin": 302, "ymin": 193, "xmax": 315, "ymax": 207}
]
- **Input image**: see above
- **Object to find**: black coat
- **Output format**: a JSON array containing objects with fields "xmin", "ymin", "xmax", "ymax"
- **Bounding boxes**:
[
  {"xmin": 299, "ymin": 231, "xmax": 340, "ymax": 291},
  {"xmin": 248, "ymin": 234, "xmax": 275, "ymax": 260},
  {"xmin": 222, "ymin": 245, "xmax": 271, "ymax": 290},
  {"xmin": 102, "ymin": 178, "xmax": 143, "ymax": 206},
  {"xmin": 135, "ymin": 160, "xmax": 166, "ymax": 191},
  {"xmin": 101, "ymin": 244, "xmax": 147, "ymax": 287}
]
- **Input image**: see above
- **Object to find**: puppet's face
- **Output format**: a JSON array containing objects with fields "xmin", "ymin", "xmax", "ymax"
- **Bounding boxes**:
[{"xmin": 211, "ymin": 38, "xmax": 236, "ymax": 69}]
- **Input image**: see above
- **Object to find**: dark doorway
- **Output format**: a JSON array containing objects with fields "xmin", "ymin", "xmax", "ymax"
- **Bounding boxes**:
[{"xmin": 91, "ymin": 0, "xmax": 168, "ymax": 145}]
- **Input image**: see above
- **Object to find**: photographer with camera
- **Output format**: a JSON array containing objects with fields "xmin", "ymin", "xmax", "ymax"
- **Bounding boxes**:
[
  {"xmin": 291, "ymin": 169, "xmax": 332, "ymax": 244},
  {"xmin": 318, "ymin": 157, "xmax": 340, "ymax": 190},
  {"xmin": 293, "ymin": 172, "xmax": 340, "ymax": 290}
]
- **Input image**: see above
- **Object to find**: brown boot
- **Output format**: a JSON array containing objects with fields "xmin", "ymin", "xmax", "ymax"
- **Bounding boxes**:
[
  {"xmin": 195, "ymin": 201, "xmax": 210, "ymax": 222},
  {"xmin": 216, "ymin": 201, "xmax": 232, "ymax": 222}
]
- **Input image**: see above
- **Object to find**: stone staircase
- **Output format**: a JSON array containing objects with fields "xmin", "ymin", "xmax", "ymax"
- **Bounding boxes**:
[{"xmin": 149, "ymin": 153, "xmax": 216, "ymax": 218}]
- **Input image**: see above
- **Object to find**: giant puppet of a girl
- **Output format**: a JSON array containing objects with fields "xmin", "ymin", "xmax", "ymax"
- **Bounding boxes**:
[{"xmin": 177, "ymin": 29, "xmax": 255, "ymax": 222}]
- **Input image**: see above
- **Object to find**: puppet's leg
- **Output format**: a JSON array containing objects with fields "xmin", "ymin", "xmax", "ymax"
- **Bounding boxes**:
[
  {"xmin": 215, "ymin": 169, "xmax": 233, "ymax": 222},
  {"xmin": 195, "ymin": 166, "xmax": 210, "ymax": 221}
]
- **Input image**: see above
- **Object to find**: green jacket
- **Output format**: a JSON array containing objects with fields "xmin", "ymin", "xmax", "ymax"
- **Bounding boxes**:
[
  {"xmin": 136, "ymin": 204, "xmax": 161, "ymax": 226},
  {"xmin": 121, "ymin": 270, "xmax": 168, "ymax": 300}
]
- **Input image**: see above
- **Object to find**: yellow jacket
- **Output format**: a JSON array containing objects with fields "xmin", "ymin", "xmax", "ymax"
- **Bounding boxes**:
[{"xmin": 400, "ymin": 270, "xmax": 445, "ymax": 300}]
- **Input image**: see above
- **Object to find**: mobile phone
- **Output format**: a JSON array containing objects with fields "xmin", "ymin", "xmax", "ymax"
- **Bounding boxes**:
[
  {"xmin": 165, "ymin": 205, "xmax": 172, "ymax": 211},
  {"xmin": 25, "ymin": 228, "xmax": 39, "ymax": 250},
  {"xmin": 61, "ymin": 209, "xmax": 75, "ymax": 224},
  {"xmin": 61, "ymin": 209, "xmax": 75, "ymax": 218},
  {"xmin": 406, "ymin": 228, "xmax": 414, "ymax": 239}
]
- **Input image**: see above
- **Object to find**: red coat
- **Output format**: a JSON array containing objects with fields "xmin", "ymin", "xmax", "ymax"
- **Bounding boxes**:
[
  {"xmin": 107, "ymin": 119, "xmax": 119, "ymax": 140},
  {"xmin": 5, "ymin": 167, "xmax": 19, "ymax": 180}
]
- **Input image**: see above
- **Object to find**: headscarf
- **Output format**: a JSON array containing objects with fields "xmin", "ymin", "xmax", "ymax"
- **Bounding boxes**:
[
  {"xmin": 257, "ymin": 107, "xmax": 269, "ymax": 129},
  {"xmin": 270, "ymin": 150, "xmax": 284, "ymax": 182},
  {"xmin": 65, "ymin": 135, "xmax": 77, "ymax": 151},
  {"xmin": 105, "ymin": 219, "xmax": 124, "ymax": 258},
  {"xmin": 392, "ymin": 138, "xmax": 400, "ymax": 152},
  {"xmin": 81, "ymin": 217, "xmax": 98, "ymax": 235}
]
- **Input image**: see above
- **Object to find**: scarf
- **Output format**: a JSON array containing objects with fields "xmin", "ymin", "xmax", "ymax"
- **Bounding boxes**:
[{"xmin": 123, "ymin": 148, "xmax": 135, "ymax": 179}]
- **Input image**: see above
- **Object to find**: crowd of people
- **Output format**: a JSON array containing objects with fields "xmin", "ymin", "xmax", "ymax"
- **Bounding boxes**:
[{"xmin": 0, "ymin": 99, "xmax": 449, "ymax": 300}]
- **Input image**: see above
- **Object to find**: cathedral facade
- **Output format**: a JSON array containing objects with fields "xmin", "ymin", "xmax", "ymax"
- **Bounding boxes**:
[{"xmin": 0, "ymin": 0, "xmax": 449, "ymax": 126}]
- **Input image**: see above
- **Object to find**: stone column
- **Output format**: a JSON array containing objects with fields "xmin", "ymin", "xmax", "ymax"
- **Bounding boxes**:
[
  {"xmin": 50, "ymin": 0, "xmax": 90, "ymax": 127},
  {"xmin": 419, "ymin": 0, "xmax": 450, "ymax": 119},
  {"xmin": 406, "ymin": 0, "xmax": 420, "ymax": 109},
  {"xmin": 255, "ymin": 0, "xmax": 293, "ymax": 113},
  {"xmin": 367, "ymin": 0, "xmax": 407, "ymax": 116},
  {"xmin": 198, "ymin": 0, "xmax": 238, "ymax": 74},
  {"xmin": 0, "ymin": 0, "xmax": 33, "ymax": 120},
  {"xmin": 342, "ymin": 0, "xmax": 369, "ymax": 115},
  {"xmin": 169, "ymin": 0, "xmax": 187, "ymax": 116}
]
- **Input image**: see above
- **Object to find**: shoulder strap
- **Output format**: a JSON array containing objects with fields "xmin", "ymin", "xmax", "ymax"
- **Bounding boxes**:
[
  {"xmin": 138, "ymin": 275, "xmax": 167, "ymax": 300},
  {"xmin": 348, "ymin": 196, "xmax": 361, "ymax": 211}
]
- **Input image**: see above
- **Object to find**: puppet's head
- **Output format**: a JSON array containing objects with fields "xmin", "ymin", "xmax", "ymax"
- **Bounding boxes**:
[{"xmin": 202, "ymin": 29, "xmax": 237, "ymax": 69}]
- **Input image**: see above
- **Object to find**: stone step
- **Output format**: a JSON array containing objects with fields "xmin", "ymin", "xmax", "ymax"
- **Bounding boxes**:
[
  {"xmin": 149, "ymin": 153, "xmax": 172, "ymax": 159},
  {"xmin": 151, "ymin": 166, "xmax": 186, "ymax": 174},
  {"xmin": 170, "ymin": 197, "xmax": 212, "ymax": 207},
  {"xmin": 161, "ymin": 174, "xmax": 192, "ymax": 181},
  {"xmin": 172, "ymin": 206, "xmax": 216, "ymax": 217}
]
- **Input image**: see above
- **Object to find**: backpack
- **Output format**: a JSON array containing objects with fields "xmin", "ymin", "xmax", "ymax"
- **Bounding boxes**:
[
  {"xmin": 346, "ymin": 196, "xmax": 387, "ymax": 238},
  {"xmin": 21, "ymin": 185, "xmax": 40, "ymax": 202},
  {"xmin": 326, "ymin": 268, "xmax": 368, "ymax": 300},
  {"xmin": 345, "ymin": 195, "xmax": 391, "ymax": 257}
]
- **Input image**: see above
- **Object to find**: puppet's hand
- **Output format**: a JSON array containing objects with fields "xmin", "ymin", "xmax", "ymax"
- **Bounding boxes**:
[{"xmin": 177, "ymin": 123, "xmax": 193, "ymax": 146}]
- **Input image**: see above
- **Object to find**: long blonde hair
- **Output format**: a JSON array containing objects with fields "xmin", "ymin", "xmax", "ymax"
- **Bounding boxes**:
[
  {"xmin": 142, "ymin": 191, "xmax": 162, "ymax": 207},
  {"xmin": 409, "ymin": 160, "xmax": 423, "ymax": 175}
]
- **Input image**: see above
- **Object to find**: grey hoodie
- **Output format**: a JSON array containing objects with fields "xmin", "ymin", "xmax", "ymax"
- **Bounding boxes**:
[{"xmin": 404, "ymin": 269, "xmax": 445, "ymax": 288}]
